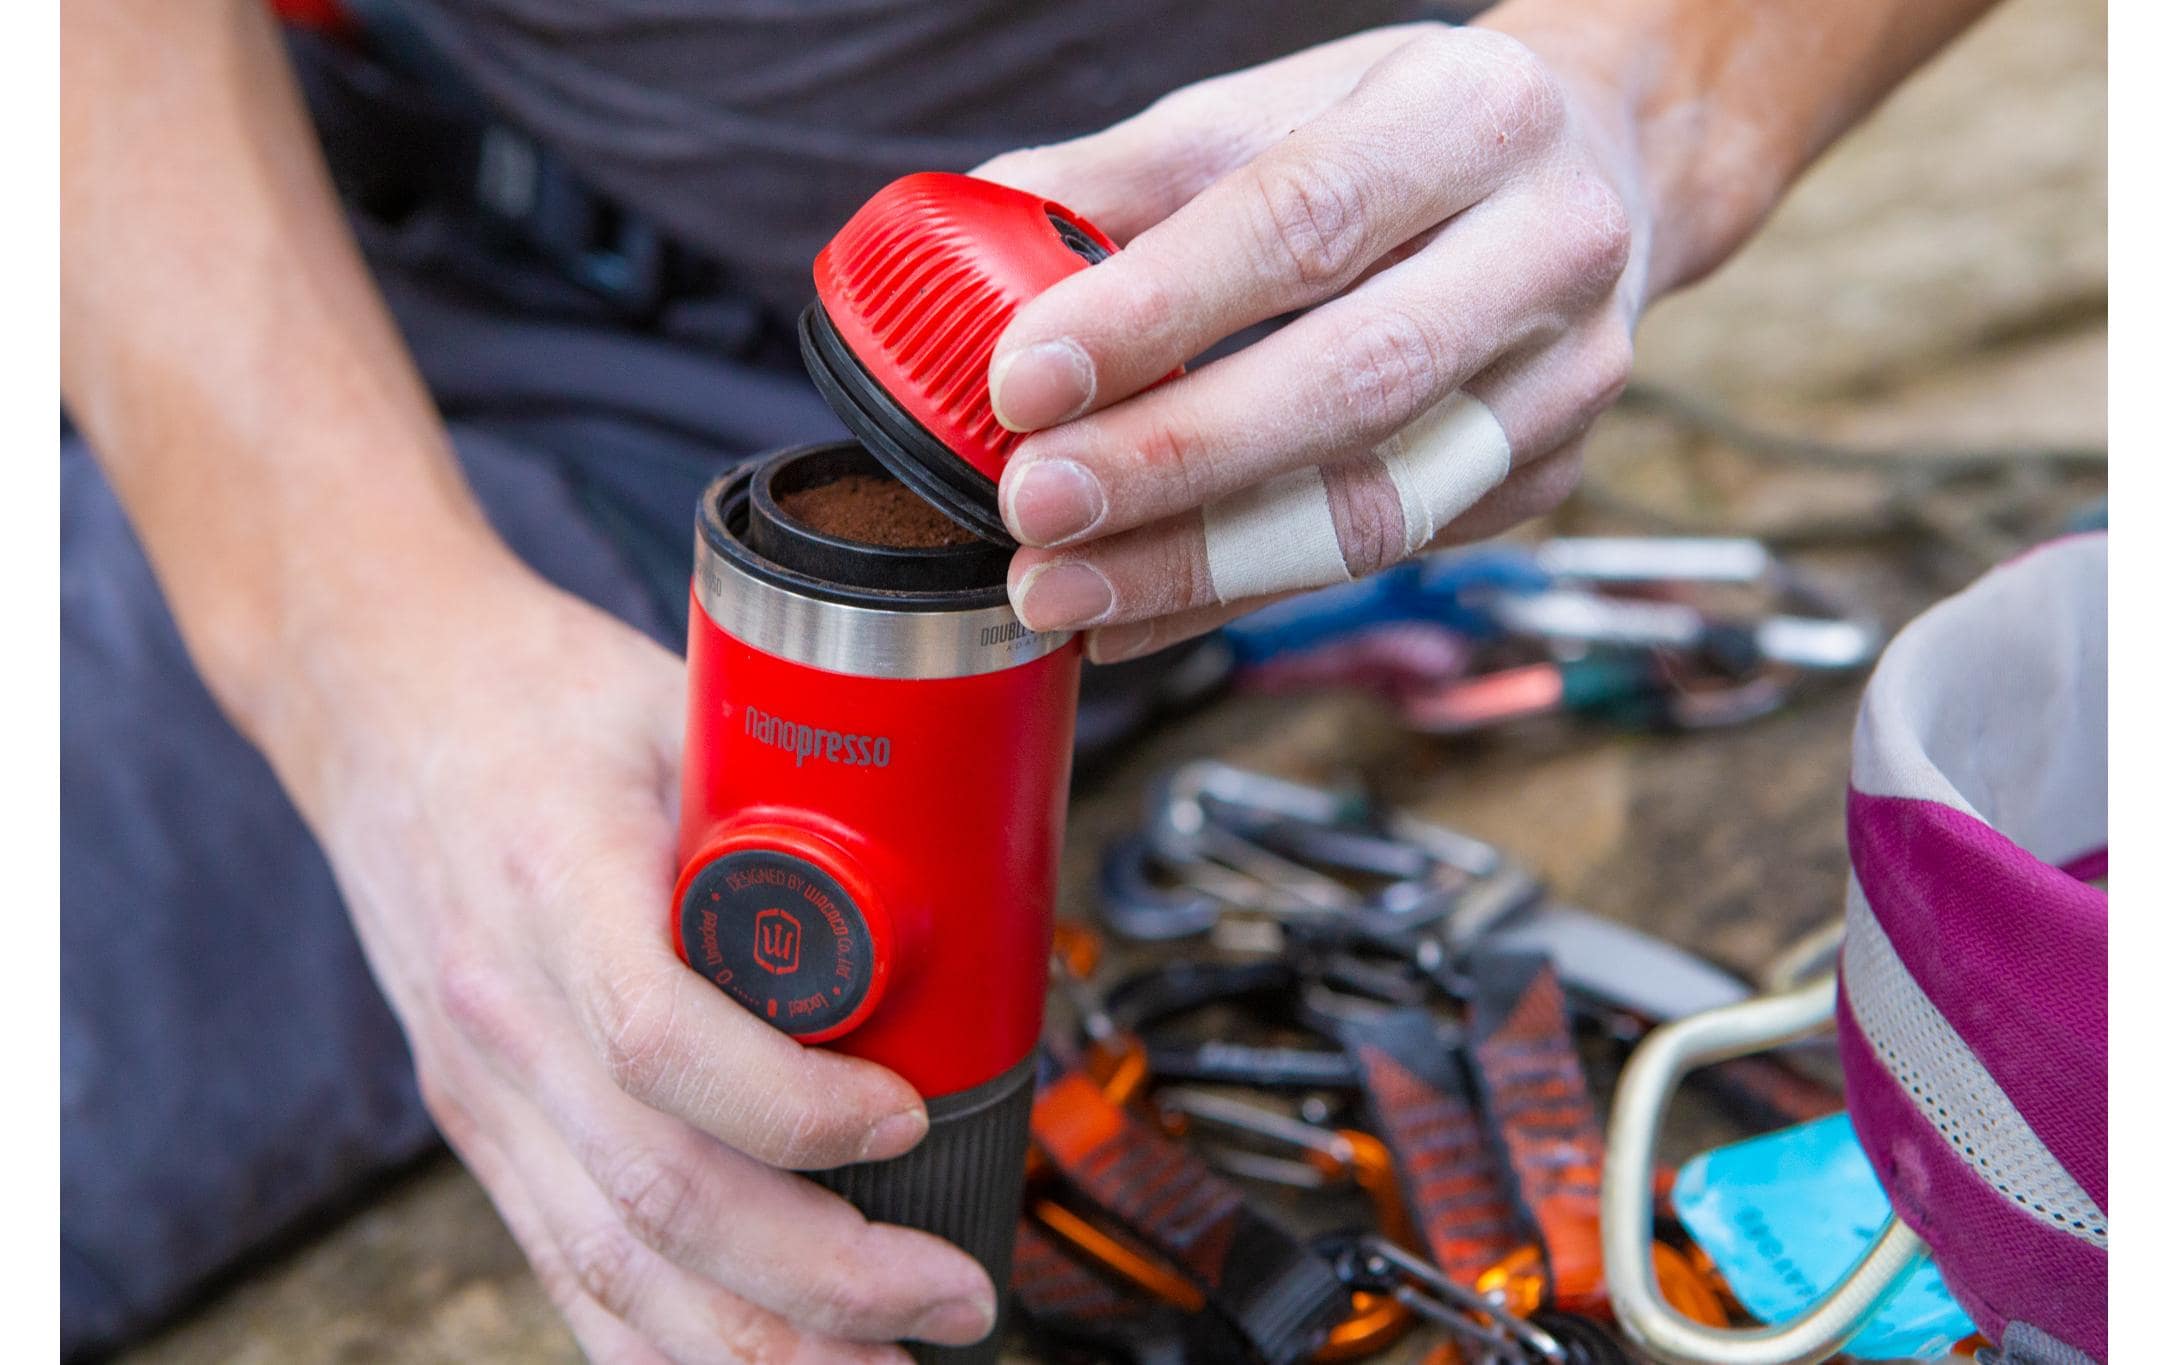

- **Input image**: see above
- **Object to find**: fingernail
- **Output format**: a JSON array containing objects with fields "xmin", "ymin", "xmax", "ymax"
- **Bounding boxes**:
[
  {"xmin": 909, "ymin": 1296, "xmax": 997, "ymax": 1345},
  {"xmin": 1003, "ymin": 458, "xmax": 1106, "ymax": 546},
  {"xmin": 860, "ymin": 1108, "xmax": 927, "ymax": 1162},
  {"xmin": 1013, "ymin": 561, "xmax": 1114, "ymax": 631},
  {"xmin": 1087, "ymin": 623, "xmax": 1157, "ymax": 665},
  {"xmin": 989, "ymin": 339, "xmax": 1095, "ymax": 432}
]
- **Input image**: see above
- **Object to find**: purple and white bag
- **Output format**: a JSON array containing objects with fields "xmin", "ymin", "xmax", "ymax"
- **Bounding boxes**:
[
  {"xmin": 1603, "ymin": 533, "xmax": 2107, "ymax": 1365},
  {"xmin": 1837, "ymin": 531, "xmax": 2105, "ymax": 1360}
]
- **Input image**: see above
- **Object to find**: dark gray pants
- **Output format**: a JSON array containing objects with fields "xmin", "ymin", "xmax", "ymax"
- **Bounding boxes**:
[{"xmin": 60, "ymin": 213, "xmax": 846, "ymax": 1357}]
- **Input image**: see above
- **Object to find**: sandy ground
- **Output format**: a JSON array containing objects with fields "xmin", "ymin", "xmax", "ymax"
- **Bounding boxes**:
[{"xmin": 115, "ymin": 0, "xmax": 2105, "ymax": 1359}]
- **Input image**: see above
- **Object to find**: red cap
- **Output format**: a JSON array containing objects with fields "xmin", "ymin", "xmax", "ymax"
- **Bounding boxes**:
[{"xmin": 803, "ymin": 173, "xmax": 1119, "ymax": 544}]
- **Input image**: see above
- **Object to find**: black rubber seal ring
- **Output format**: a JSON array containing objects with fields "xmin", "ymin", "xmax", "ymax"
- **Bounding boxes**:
[
  {"xmin": 798, "ymin": 301, "xmax": 1015, "ymax": 548},
  {"xmin": 699, "ymin": 448, "xmax": 1009, "ymax": 614},
  {"xmin": 745, "ymin": 444, "xmax": 1009, "ymax": 593}
]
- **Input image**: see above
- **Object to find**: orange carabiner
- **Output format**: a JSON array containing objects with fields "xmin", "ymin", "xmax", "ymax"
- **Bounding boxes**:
[
  {"xmin": 1304, "ymin": 1133, "xmax": 1423, "ymax": 1361},
  {"xmin": 1049, "ymin": 921, "xmax": 1101, "ymax": 978},
  {"xmin": 1313, "ymin": 1292, "xmax": 1414, "ymax": 1362},
  {"xmin": 1027, "ymin": 1197, "xmax": 1205, "ymax": 1314},
  {"xmin": 1474, "ymin": 1244, "xmax": 1548, "ymax": 1320},
  {"xmin": 1651, "ymin": 1241, "xmax": 1731, "ymax": 1327},
  {"xmin": 1149, "ymin": 1089, "xmax": 1422, "ymax": 1362},
  {"xmin": 1464, "ymin": 1235, "xmax": 1728, "ymax": 1339},
  {"xmin": 1084, "ymin": 1029, "xmax": 1151, "ymax": 1109}
]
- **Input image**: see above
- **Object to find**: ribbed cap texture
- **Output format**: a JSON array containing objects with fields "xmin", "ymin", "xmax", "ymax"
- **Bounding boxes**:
[{"xmin": 812, "ymin": 173, "xmax": 1114, "ymax": 481}]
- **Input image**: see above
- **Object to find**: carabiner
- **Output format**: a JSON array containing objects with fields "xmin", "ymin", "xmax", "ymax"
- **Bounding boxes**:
[
  {"xmin": 1478, "ymin": 532, "xmax": 1884, "ymax": 677},
  {"xmin": 1144, "ymin": 1039, "xmax": 1360, "ymax": 1091},
  {"xmin": 1152, "ymin": 1088, "xmax": 1431, "ymax": 1361},
  {"xmin": 1472, "ymin": 1239, "xmax": 1729, "ymax": 1333},
  {"xmin": 1027, "ymin": 1197, "xmax": 1208, "ymax": 1314},
  {"xmin": 1758, "ymin": 916, "xmax": 1846, "ymax": 995},
  {"xmin": 1487, "ymin": 588, "xmax": 1877, "ymax": 675},
  {"xmin": 1155, "ymin": 1088, "xmax": 1409, "ymax": 1229},
  {"xmin": 1335, "ymin": 1235, "xmax": 1570, "ymax": 1364},
  {"xmin": 1044, "ymin": 931, "xmax": 1153, "ymax": 1107},
  {"xmin": 1096, "ymin": 834, "xmax": 1226, "ymax": 941},
  {"xmin": 1531, "ymin": 536, "xmax": 1773, "ymax": 586},
  {"xmin": 1600, "ymin": 976, "xmax": 1925, "ymax": 1365}
]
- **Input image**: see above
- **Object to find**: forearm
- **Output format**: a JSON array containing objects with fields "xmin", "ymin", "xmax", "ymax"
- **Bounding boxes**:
[
  {"xmin": 1483, "ymin": 0, "xmax": 2003, "ymax": 294},
  {"xmin": 61, "ymin": 0, "xmax": 507, "ymax": 770}
]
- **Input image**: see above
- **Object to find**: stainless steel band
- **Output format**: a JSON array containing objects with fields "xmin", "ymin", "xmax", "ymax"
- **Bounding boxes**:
[{"xmin": 695, "ymin": 538, "xmax": 1072, "ymax": 680}]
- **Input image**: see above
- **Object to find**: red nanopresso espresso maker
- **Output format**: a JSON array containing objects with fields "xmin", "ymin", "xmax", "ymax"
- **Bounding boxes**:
[{"xmin": 672, "ymin": 174, "xmax": 1120, "ymax": 1361}]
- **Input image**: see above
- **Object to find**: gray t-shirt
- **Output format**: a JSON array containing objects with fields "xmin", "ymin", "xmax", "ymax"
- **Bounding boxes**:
[{"xmin": 398, "ymin": 0, "xmax": 1454, "ymax": 312}]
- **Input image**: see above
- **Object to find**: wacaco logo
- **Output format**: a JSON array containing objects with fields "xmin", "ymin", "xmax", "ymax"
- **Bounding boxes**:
[
  {"xmin": 743, "ymin": 705, "xmax": 893, "ymax": 769},
  {"xmin": 752, "ymin": 908, "xmax": 802, "ymax": 975}
]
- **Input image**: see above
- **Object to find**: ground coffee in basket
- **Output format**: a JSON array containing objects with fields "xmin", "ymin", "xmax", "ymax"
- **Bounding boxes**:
[{"xmin": 778, "ymin": 473, "xmax": 982, "ymax": 550}]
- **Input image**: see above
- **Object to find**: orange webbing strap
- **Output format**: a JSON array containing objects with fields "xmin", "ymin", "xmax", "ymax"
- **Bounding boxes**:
[
  {"xmin": 1030, "ymin": 1063, "xmax": 1351, "ymax": 1364},
  {"xmin": 1331, "ymin": 1007, "xmax": 1521, "ymax": 1285},
  {"xmin": 1467, "ymin": 953, "xmax": 1608, "ymax": 1313},
  {"xmin": 1009, "ymin": 1219, "xmax": 1193, "ymax": 1363}
]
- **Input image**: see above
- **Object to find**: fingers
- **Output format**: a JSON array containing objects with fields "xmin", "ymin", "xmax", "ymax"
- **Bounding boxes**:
[
  {"xmin": 1073, "ymin": 422, "xmax": 1580, "ymax": 664},
  {"xmin": 442, "ymin": 1050, "xmax": 987, "ymax": 1358},
  {"xmin": 438, "ymin": 843, "xmax": 929, "ymax": 1171},
  {"xmin": 1007, "ymin": 318, "xmax": 1624, "ymax": 632},
  {"xmin": 1048, "ymin": 443, "xmax": 1582, "ymax": 650},
  {"xmin": 986, "ymin": 26, "xmax": 1571, "ymax": 433},
  {"xmin": 972, "ymin": 24, "xmax": 1433, "ymax": 241},
  {"xmin": 525, "ymin": 1127, "xmax": 968, "ymax": 1359},
  {"xmin": 1086, "ymin": 592, "xmax": 1300, "ymax": 665},
  {"xmin": 432, "ymin": 727, "xmax": 925, "ymax": 1174},
  {"xmin": 1462, "ymin": 308, "xmax": 1636, "ymax": 463},
  {"xmin": 556, "ymin": 1292, "xmax": 675, "ymax": 1365},
  {"xmin": 569, "ymin": 946, "xmax": 927, "ymax": 1170},
  {"xmin": 1428, "ymin": 436, "xmax": 1588, "ymax": 551},
  {"xmin": 443, "ymin": 1119, "xmax": 672, "ymax": 1364},
  {"xmin": 429, "ymin": 899, "xmax": 996, "ymax": 1348},
  {"xmin": 517, "ymin": 1135, "xmax": 917, "ymax": 1364},
  {"xmin": 996, "ymin": 181, "xmax": 1620, "ymax": 549},
  {"xmin": 536, "ymin": 1061, "xmax": 998, "ymax": 1344}
]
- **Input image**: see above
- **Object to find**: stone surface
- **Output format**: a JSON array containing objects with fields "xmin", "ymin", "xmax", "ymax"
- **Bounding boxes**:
[
  {"xmin": 1631, "ymin": 0, "xmax": 2107, "ymax": 404},
  {"xmin": 121, "ymin": 1164, "xmax": 576, "ymax": 1365},
  {"xmin": 116, "ymin": 0, "xmax": 2104, "ymax": 1359}
]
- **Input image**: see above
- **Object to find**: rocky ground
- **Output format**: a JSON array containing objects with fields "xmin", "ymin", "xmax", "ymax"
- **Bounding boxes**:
[{"xmin": 118, "ymin": 0, "xmax": 2105, "ymax": 1359}]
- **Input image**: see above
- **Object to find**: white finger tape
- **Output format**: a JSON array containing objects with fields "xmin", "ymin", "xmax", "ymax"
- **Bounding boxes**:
[
  {"xmin": 1201, "ymin": 466, "xmax": 1351, "ymax": 604},
  {"xmin": 1376, "ymin": 391, "xmax": 1513, "ymax": 557}
]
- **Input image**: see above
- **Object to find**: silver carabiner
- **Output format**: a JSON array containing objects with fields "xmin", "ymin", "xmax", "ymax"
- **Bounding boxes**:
[
  {"xmin": 1488, "ymin": 589, "xmax": 1881, "ymax": 674},
  {"xmin": 1345, "ymin": 1236, "xmax": 1568, "ymax": 1364},
  {"xmin": 1599, "ymin": 976, "xmax": 1925, "ymax": 1365},
  {"xmin": 1759, "ymin": 916, "xmax": 1848, "ymax": 995},
  {"xmin": 1152, "ymin": 1086, "xmax": 1360, "ymax": 1190},
  {"xmin": 1533, "ymin": 536, "xmax": 1774, "ymax": 586}
]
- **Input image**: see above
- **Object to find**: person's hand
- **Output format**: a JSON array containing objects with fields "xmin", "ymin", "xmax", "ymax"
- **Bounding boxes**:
[
  {"xmin": 975, "ymin": 15, "xmax": 1660, "ymax": 663},
  {"xmin": 267, "ymin": 553, "xmax": 996, "ymax": 1363}
]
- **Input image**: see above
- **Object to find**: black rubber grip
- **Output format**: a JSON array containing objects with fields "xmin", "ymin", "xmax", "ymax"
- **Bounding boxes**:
[{"xmin": 813, "ymin": 1056, "xmax": 1038, "ymax": 1364}]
